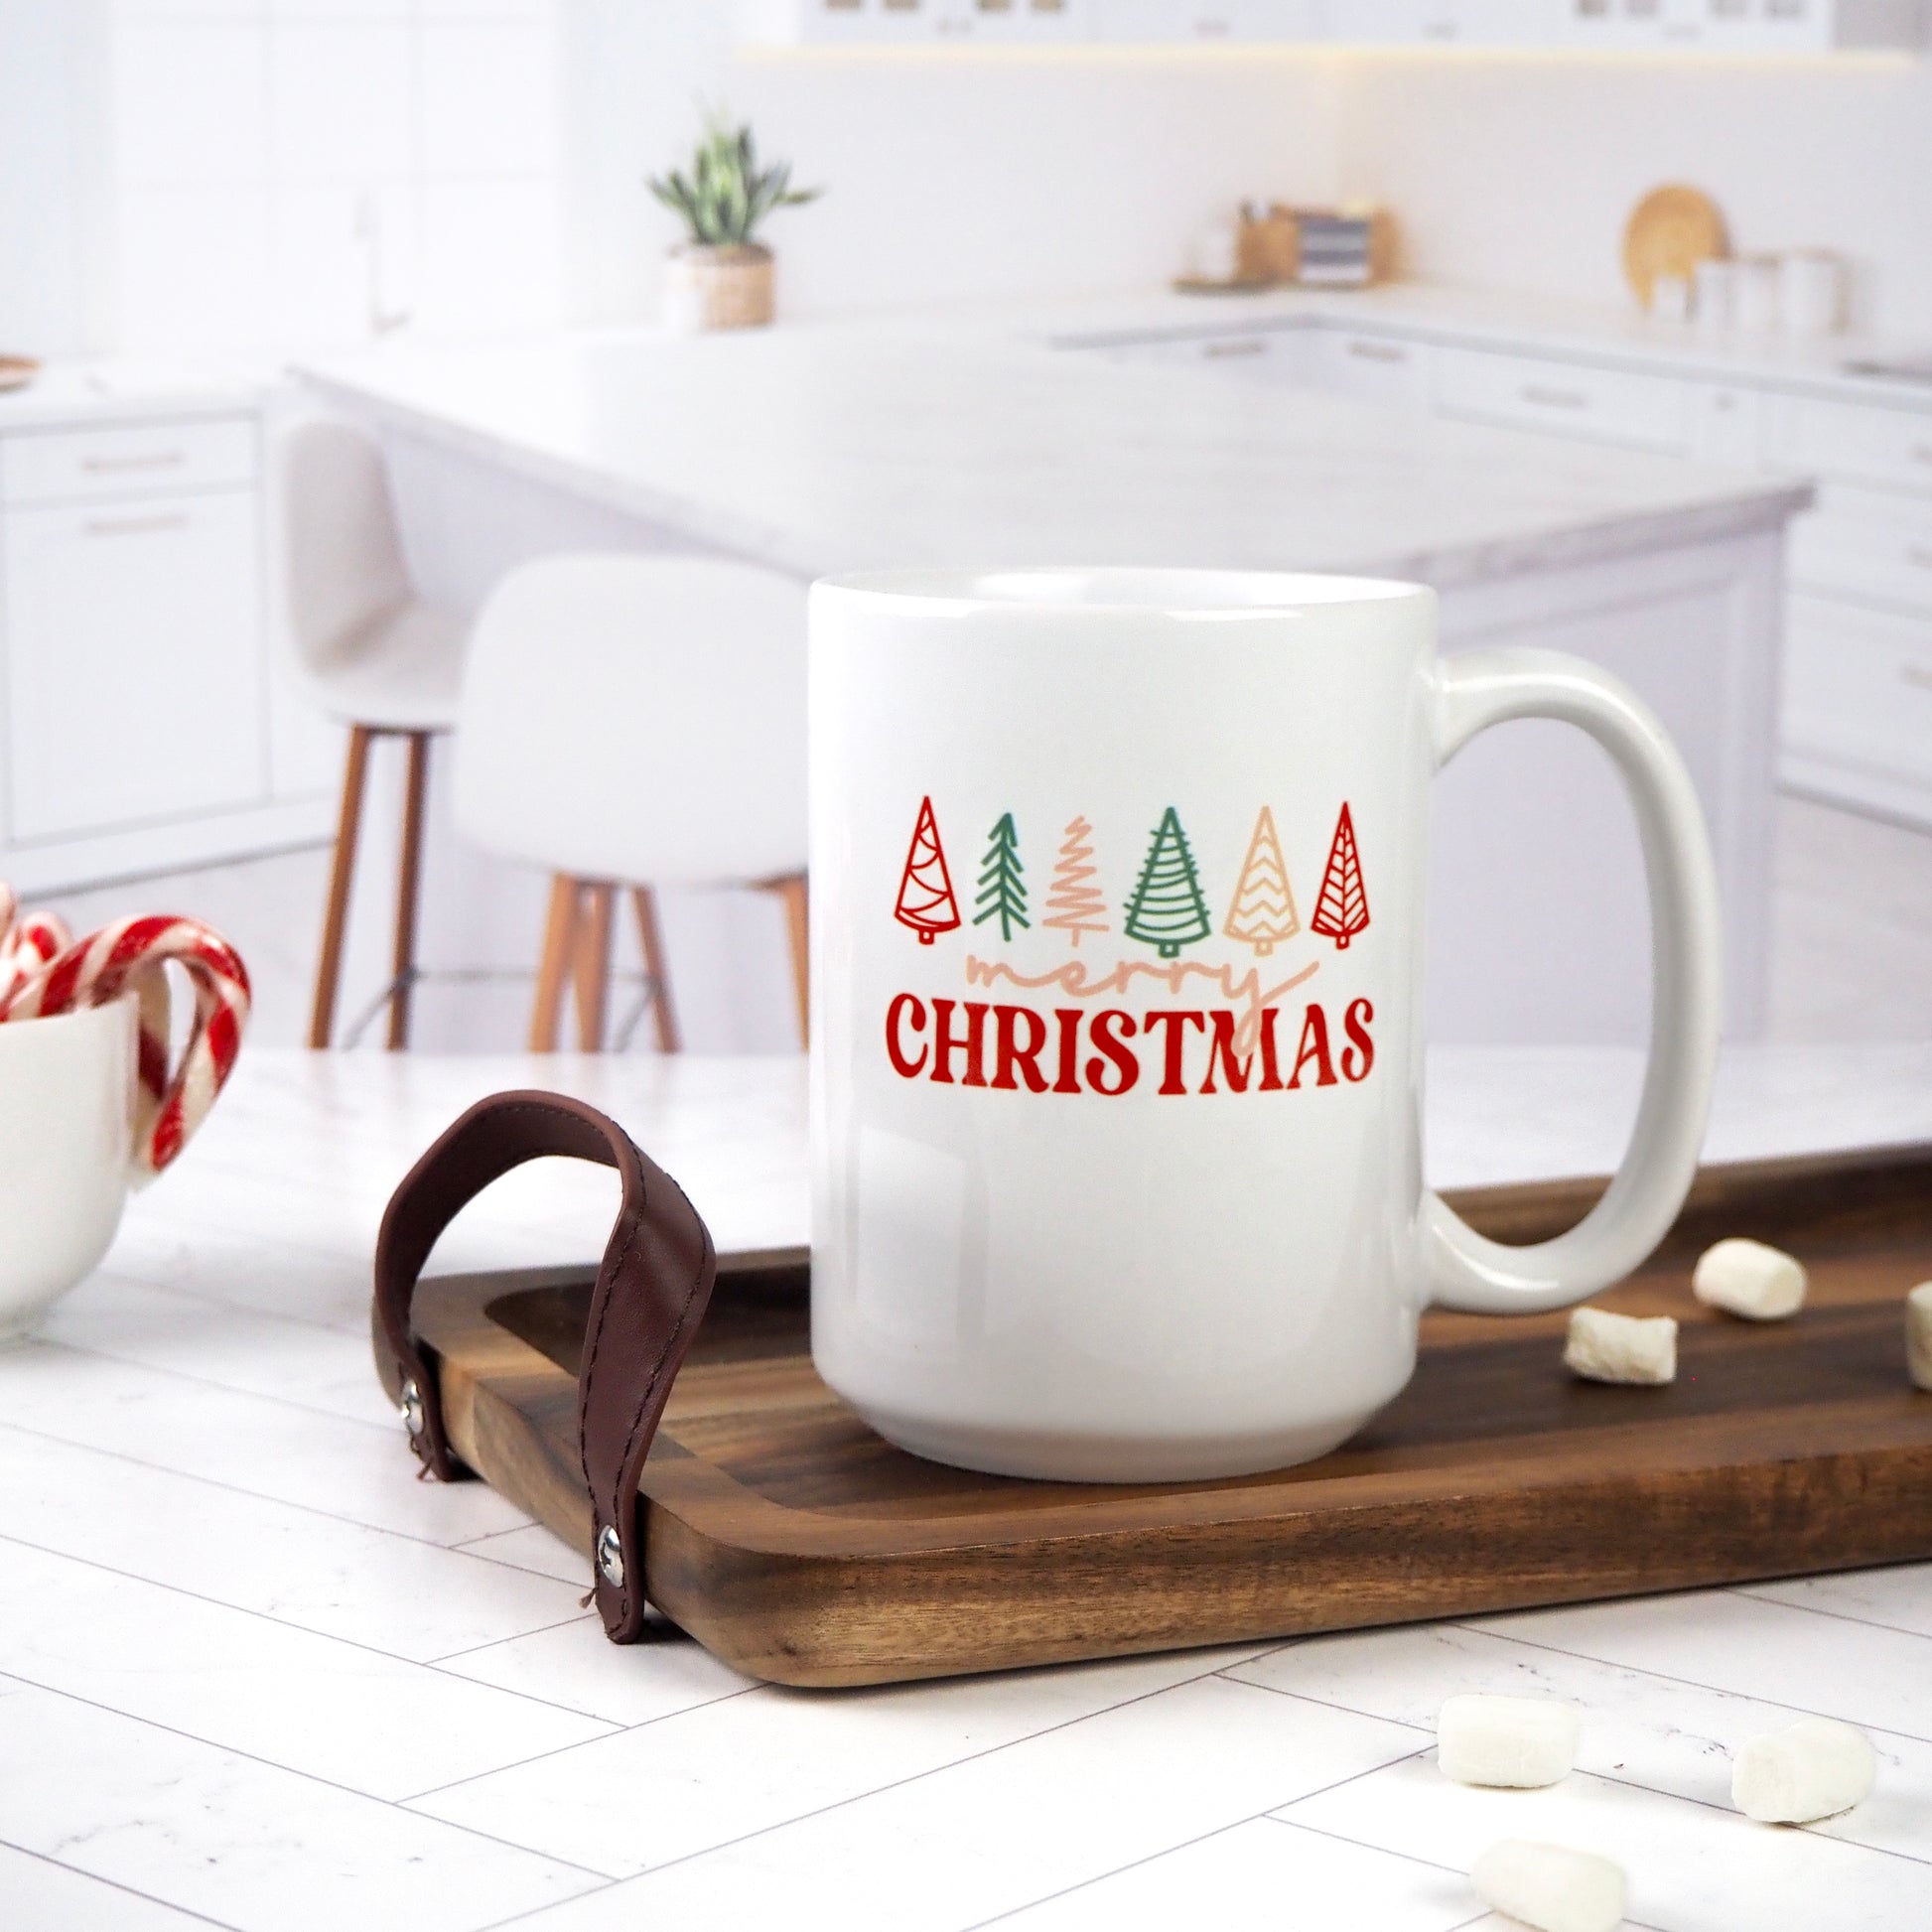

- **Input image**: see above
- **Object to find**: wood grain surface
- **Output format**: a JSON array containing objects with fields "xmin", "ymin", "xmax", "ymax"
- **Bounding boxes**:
[{"xmin": 408, "ymin": 1145, "xmax": 1932, "ymax": 1688}]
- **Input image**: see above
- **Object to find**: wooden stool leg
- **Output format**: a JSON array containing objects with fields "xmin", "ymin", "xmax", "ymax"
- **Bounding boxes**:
[
  {"xmin": 631, "ymin": 887, "xmax": 680, "ymax": 1053},
  {"xmin": 386, "ymin": 731, "xmax": 432, "ymax": 1051},
  {"xmin": 530, "ymin": 876, "xmax": 580, "ymax": 1053},
  {"xmin": 572, "ymin": 882, "xmax": 616, "ymax": 1052},
  {"xmin": 766, "ymin": 873, "xmax": 809, "ymax": 1047},
  {"xmin": 309, "ymin": 724, "xmax": 373, "ymax": 1049}
]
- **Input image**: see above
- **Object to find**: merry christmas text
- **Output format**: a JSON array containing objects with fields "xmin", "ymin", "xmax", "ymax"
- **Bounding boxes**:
[{"xmin": 885, "ymin": 995, "xmax": 1375, "ymax": 1096}]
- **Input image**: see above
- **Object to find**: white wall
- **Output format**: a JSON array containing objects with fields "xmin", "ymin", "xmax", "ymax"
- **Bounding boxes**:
[
  {"xmin": 0, "ymin": 2, "xmax": 104, "ymax": 358},
  {"xmin": 1332, "ymin": 52, "xmax": 1932, "ymax": 337},
  {"xmin": 96, "ymin": 0, "xmax": 563, "ymax": 359},
  {"xmin": 560, "ymin": 3, "xmax": 1339, "ymax": 325}
]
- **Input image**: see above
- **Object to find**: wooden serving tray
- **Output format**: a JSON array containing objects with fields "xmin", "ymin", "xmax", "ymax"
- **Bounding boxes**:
[{"xmin": 412, "ymin": 1145, "xmax": 1932, "ymax": 1688}]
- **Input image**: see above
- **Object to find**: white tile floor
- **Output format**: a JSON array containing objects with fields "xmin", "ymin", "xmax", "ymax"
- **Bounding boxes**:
[{"xmin": 1, "ymin": 1050, "xmax": 1929, "ymax": 1929}]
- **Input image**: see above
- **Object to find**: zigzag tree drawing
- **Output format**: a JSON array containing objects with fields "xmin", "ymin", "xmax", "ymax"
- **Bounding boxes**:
[
  {"xmin": 1042, "ymin": 815, "xmax": 1109, "ymax": 946},
  {"xmin": 1222, "ymin": 805, "xmax": 1300, "ymax": 956}
]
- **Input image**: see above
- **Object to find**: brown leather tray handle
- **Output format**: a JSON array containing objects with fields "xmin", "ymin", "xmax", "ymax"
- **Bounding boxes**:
[{"xmin": 371, "ymin": 1090, "xmax": 717, "ymax": 1643}]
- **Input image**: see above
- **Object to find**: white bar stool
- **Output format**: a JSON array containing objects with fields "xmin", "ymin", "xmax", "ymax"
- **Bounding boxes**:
[
  {"xmin": 282, "ymin": 422, "xmax": 466, "ymax": 1048},
  {"xmin": 453, "ymin": 554, "xmax": 808, "ymax": 1052}
]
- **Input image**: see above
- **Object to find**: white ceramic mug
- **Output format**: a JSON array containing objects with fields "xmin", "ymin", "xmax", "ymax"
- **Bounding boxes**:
[
  {"xmin": 0, "ymin": 998, "xmax": 138, "ymax": 1339},
  {"xmin": 808, "ymin": 569, "xmax": 1721, "ymax": 1482}
]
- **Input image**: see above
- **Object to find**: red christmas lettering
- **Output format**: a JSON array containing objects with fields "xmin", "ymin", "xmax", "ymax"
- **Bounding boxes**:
[
  {"xmin": 1086, "ymin": 1010, "xmax": 1140, "ymax": 1095},
  {"xmin": 886, "ymin": 992, "xmax": 928, "ymax": 1077},
  {"xmin": 1286, "ymin": 1003, "xmax": 1338, "ymax": 1088},
  {"xmin": 992, "ymin": 1005, "xmax": 1050, "ymax": 1093},
  {"xmin": 928, "ymin": 998, "xmax": 988, "ymax": 1085},
  {"xmin": 881, "ymin": 997, "xmax": 1373, "ymax": 1097},
  {"xmin": 1341, "ymin": 997, "xmax": 1375, "ymax": 1082}
]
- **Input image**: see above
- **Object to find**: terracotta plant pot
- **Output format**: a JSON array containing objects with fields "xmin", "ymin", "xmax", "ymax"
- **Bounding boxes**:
[{"xmin": 663, "ymin": 243, "xmax": 774, "ymax": 334}]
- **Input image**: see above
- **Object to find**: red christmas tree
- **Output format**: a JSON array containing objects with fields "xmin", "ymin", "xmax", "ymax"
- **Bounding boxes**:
[
  {"xmin": 1310, "ymin": 802, "xmax": 1369, "ymax": 950},
  {"xmin": 894, "ymin": 795, "xmax": 961, "ymax": 944}
]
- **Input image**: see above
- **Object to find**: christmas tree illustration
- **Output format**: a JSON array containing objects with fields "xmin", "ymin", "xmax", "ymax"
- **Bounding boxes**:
[
  {"xmin": 894, "ymin": 795, "xmax": 961, "ymax": 943},
  {"xmin": 1311, "ymin": 802, "xmax": 1370, "ymax": 949},
  {"xmin": 1222, "ymin": 805, "xmax": 1300, "ymax": 956},
  {"xmin": 1042, "ymin": 815, "xmax": 1109, "ymax": 947},
  {"xmin": 1123, "ymin": 806, "xmax": 1212, "ymax": 959},
  {"xmin": 972, "ymin": 812, "xmax": 1029, "ymax": 942}
]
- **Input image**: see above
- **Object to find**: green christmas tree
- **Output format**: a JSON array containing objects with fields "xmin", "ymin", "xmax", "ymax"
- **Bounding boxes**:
[
  {"xmin": 972, "ymin": 812, "xmax": 1029, "ymax": 942},
  {"xmin": 1124, "ymin": 806, "xmax": 1211, "ymax": 959}
]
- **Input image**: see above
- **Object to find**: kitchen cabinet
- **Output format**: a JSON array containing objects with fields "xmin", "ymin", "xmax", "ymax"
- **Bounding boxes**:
[
  {"xmin": 1687, "ymin": 381, "xmax": 1766, "ymax": 467},
  {"xmin": 740, "ymin": 0, "xmax": 1921, "ymax": 48},
  {"xmin": 1783, "ymin": 593, "xmax": 1932, "ymax": 806},
  {"xmin": 1088, "ymin": 327, "xmax": 1314, "ymax": 381},
  {"xmin": 1089, "ymin": 0, "xmax": 1318, "ymax": 38},
  {"xmin": 0, "ymin": 405, "xmax": 334, "ymax": 892},
  {"xmin": 740, "ymin": 0, "xmax": 1092, "ymax": 43},
  {"xmin": 1556, "ymin": 0, "xmax": 1923, "ymax": 54},
  {"xmin": 3, "ymin": 492, "xmax": 265, "ymax": 843},
  {"xmin": 1434, "ymin": 345, "xmax": 1691, "ymax": 453},
  {"xmin": 1323, "ymin": 0, "xmax": 1555, "ymax": 45},
  {"xmin": 1310, "ymin": 328, "xmax": 1436, "ymax": 409}
]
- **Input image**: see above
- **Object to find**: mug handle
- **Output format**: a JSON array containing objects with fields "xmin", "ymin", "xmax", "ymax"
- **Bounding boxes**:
[{"xmin": 1423, "ymin": 647, "xmax": 1723, "ymax": 1313}]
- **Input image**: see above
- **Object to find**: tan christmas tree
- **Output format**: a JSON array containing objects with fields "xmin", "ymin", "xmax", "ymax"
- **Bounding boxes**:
[
  {"xmin": 1041, "ymin": 815, "xmax": 1109, "ymax": 947},
  {"xmin": 1223, "ymin": 805, "xmax": 1300, "ymax": 955}
]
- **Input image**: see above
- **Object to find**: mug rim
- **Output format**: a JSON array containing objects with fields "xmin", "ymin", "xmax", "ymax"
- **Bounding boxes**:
[
  {"xmin": 812, "ymin": 566, "xmax": 1433, "ymax": 619},
  {"xmin": 0, "ymin": 994, "xmax": 137, "ymax": 1047}
]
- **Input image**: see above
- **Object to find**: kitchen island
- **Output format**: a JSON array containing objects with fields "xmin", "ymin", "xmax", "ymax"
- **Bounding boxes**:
[
  {"xmin": 300, "ymin": 324, "xmax": 1807, "ymax": 1046},
  {"xmin": 1, "ymin": 1044, "xmax": 1928, "ymax": 1928}
]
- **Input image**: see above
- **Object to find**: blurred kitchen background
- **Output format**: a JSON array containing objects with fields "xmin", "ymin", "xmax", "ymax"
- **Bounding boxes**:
[{"xmin": 1, "ymin": 0, "xmax": 1929, "ymax": 1054}]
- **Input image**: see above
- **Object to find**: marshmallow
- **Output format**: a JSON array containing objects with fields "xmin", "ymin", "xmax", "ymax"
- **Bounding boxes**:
[
  {"xmin": 1470, "ymin": 1840, "xmax": 1626, "ymax": 1932},
  {"xmin": 1564, "ymin": 1307, "xmax": 1677, "ymax": 1386},
  {"xmin": 1732, "ymin": 1717, "xmax": 1875, "ymax": 1824},
  {"xmin": 1907, "ymin": 1282, "xmax": 1932, "ymax": 1393},
  {"xmin": 1439, "ymin": 1693, "xmax": 1582, "ymax": 1788},
  {"xmin": 1693, "ymin": 1237, "xmax": 1807, "ymax": 1321}
]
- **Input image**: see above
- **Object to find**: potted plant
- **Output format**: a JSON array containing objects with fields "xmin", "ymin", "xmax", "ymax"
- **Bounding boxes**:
[{"xmin": 648, "ymin": 111, "xmax": 821, "ymax": 333}]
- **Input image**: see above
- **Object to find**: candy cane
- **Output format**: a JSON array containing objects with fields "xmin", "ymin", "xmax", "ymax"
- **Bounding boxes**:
[
  {"xmin": 1, "ymin": 914, "xmax": 251, "ymax": 1175},
  {"xmin": 0, "ymin": 908, "xmax": 69, "ymax": 1009}
]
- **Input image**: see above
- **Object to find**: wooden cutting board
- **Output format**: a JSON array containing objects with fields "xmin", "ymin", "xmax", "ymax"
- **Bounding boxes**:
[{"xmin": 409, "ymin": 1144, "xmax": 1932, "ymax": 1688}]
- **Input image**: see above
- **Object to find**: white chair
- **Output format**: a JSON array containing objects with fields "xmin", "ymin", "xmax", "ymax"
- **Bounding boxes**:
[
  {"xmin": 282, "ymin": 421, "xmax": 466, "ymax": 1048},
  {"xmin": 454, "ymin": 554, "xmax": 808, "ymax": 1052}
]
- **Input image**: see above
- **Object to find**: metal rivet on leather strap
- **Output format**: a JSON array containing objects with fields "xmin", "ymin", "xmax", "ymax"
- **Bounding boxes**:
[
  {"xmin": 400, "ymin": 1379, "xmax": 425, "ymax": 1442},
  {"xmin": 596, "ymin": 1523, "xmax": 625, "ymax": 1590}
]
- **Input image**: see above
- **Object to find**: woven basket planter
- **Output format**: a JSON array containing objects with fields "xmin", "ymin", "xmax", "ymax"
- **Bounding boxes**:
[{"xmin": 663, "ymin": 243, "xmax": 774, "ymax": 333}]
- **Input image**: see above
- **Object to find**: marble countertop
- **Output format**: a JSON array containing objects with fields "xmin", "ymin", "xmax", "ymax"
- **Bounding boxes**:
[
  {"xmin": 2, "ymin": 1044, "xmax": 1929, "ymax": 1930},
  {"xmin": 0, "ymin": 360, "xmax": 269, "ymax": 432},
  {"xmin": 296, "ymin": 318, "xmax": 1807, "ymax": 592}
]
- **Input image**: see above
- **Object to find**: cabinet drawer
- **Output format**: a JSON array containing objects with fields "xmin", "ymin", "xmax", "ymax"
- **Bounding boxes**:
[
  {"xmin": 0, "ymin": 416, "xmax": 257, "ymax": 508},
  {"xmin": 1788, "ymin": 483, "xmax": 1932, "ymax": 614},
  {"xmin": 1782, "ymin": 592, "xmax": 1932, "ymax": 787},
  {"xmin": 1435, "ymin": 345, "xmax": 1689, "ymax": 452},
  {"xmin": 2, "ymin": 491, "xmax": 266, "ymax": 842},
  {"xmin": 1311, "ymin": 329, "xmax": 1435, "ymax": 410},
  {"xmin": 1089, "ymin": 330, "xmax": 1310, "ymax": 383},
  {"xmin": 1688, "ymin": 382, "xmax": 1766, "ymax": 467},
  {"xmin": 1774, "ymin": 394, "xmax": 1932, "ymax": 495}
]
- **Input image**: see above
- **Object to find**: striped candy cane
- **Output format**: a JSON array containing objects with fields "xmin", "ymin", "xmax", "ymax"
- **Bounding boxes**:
[
  {"xmin": 0, "ymin": 910, "xmax": 72, "ymax": 1006},
  {"xmin": 0, "ymin": 913, "xmax": 251, "ymax": 1176}
]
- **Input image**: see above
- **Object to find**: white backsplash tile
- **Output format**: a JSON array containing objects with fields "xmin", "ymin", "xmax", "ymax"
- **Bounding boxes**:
[{"xmin": 269, "ymin": 21, "xmax": 414, "ymax": 183}]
